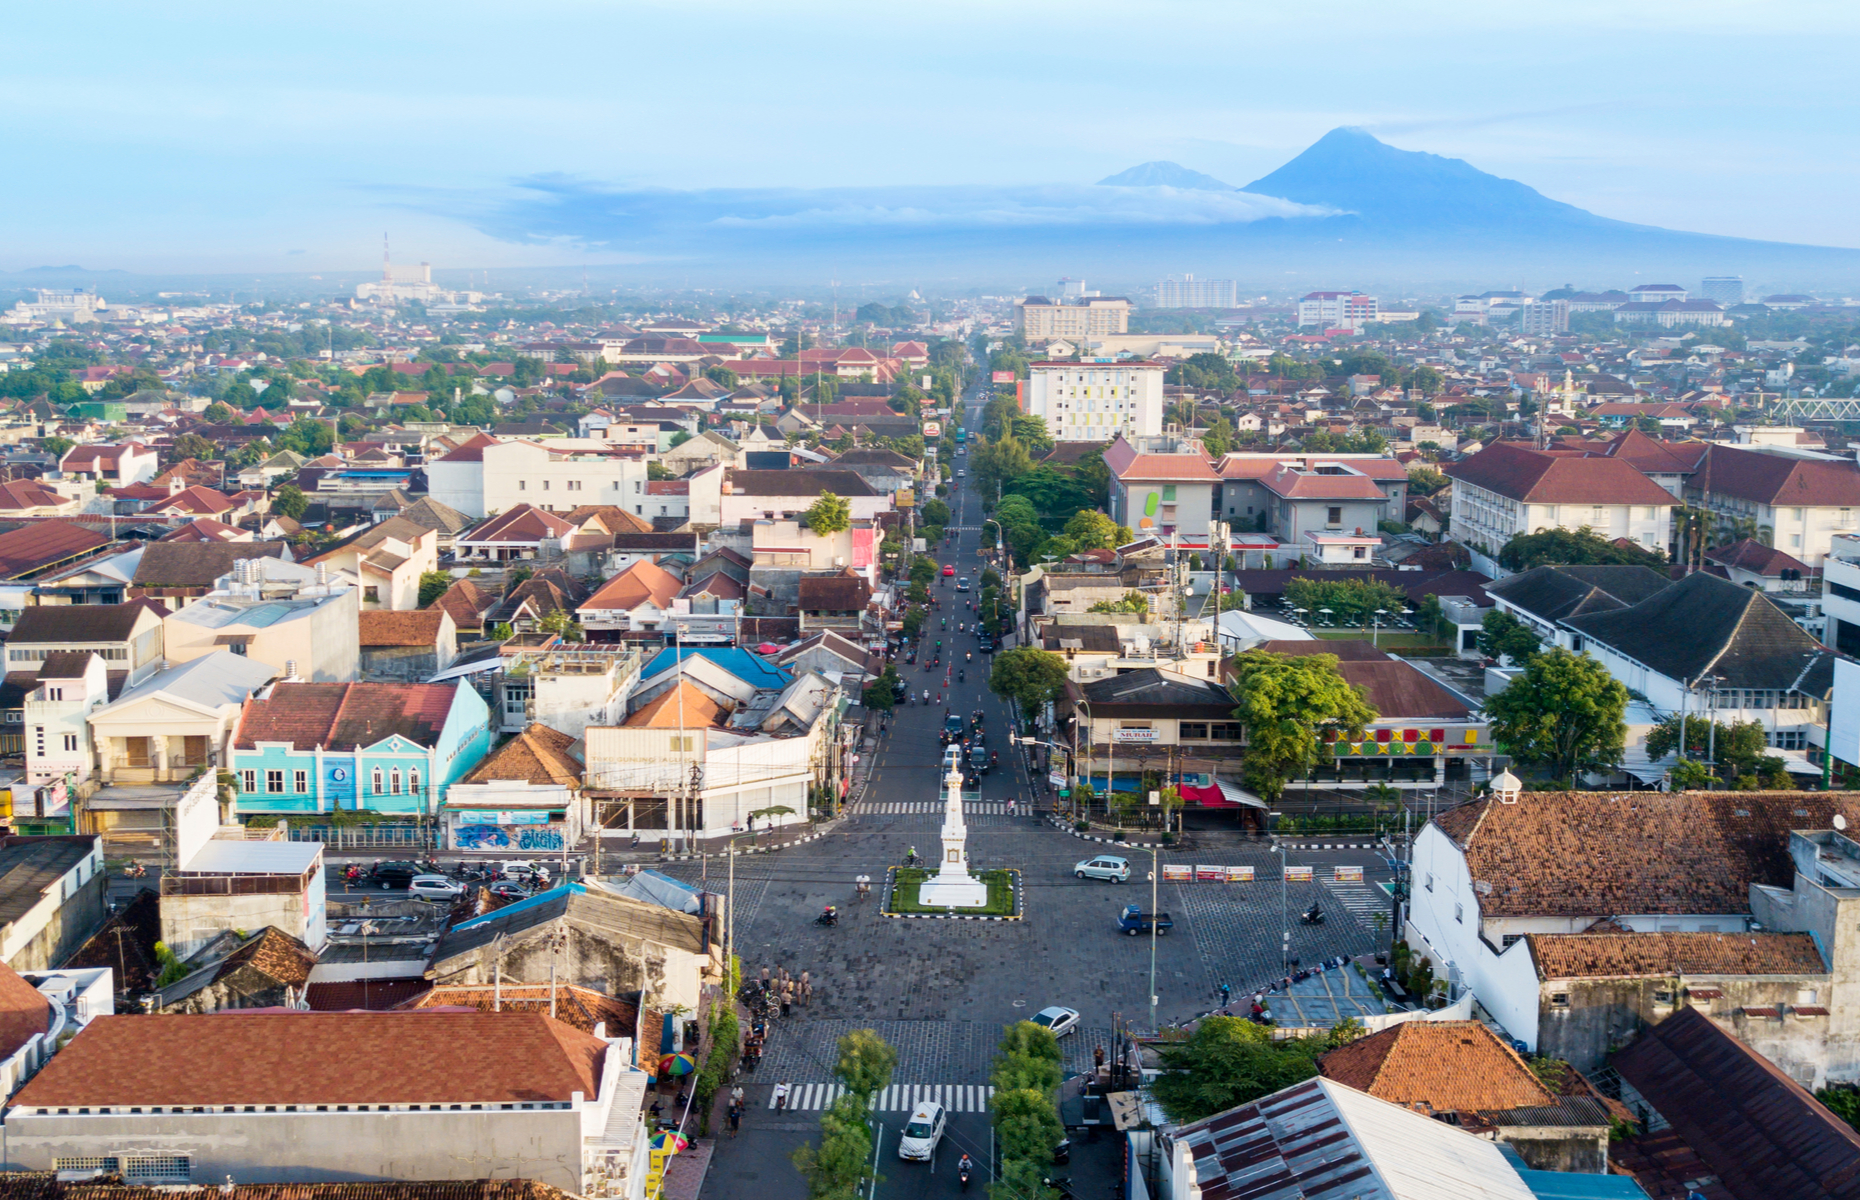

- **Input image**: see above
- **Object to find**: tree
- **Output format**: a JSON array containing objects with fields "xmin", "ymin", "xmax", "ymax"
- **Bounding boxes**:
[
  {"xmin": 539, "ymin": 608, "xmax": 585, "ymax": 643},
  {"xmin": 921, "ymin": 497, "xmax": 951, "ymax": 527},
  {"xmin": 792, "ymin": 1093, "xmax": 875, "ymax": 1200},
  {"xmin": 1283, "ymin": 577, "xmax": 1408, "ymax": 626},
  {"xmin": 862, "ymin": 667, "xmax": 900, "ymax": 713},
  {"xmin": 41, "ymin": 436, "xmax": 74, "ymax": 460},
  {"xmin": 1227, "ymin": 651, "xmax": 1377, "ymax": 803},
  {"xmin": 1646, "ymin": 714, "xmax": 1788, "ymax": 784},
  {"xmin": 274, "ymin": 416, "xmax": 334, "ymax": 458},
  {"xmin": 1498, "ymin": 526, "xmax": 1665, "ymax": 571},
  {"xmin": 1485, "ymin": 647, "xmax": 1630, "ymax": 781},
  {"xmin": 834, "ymin": 1028, "xmax": 897, "ymax": 1109},
  {"xmin": 272, "ymin": 483, "xmax": 308, "ymax": 520},
  {"xmin": 803, "ymin": 489, "xmax": 851, "ymax": 534},
  {"xmin": 704, "ymin": 365, "xmax": 738, "ymax": 388},
  {"xmin": 1406, "ymin": 466, "xmax": 1448, "ymax": 496},
  {"xmin": 169, "ymin": 433, "xmax": 218, "ymax": 463},
  {"xmin": 1088, "ymin": 590, "xmax": 1150, "ymax": 615},
  {"xmin": 1408, "ymin": 366, "xmax": 1444, "ymax": 395},
  {"xmin": 973, "ymin": 434, "xmax": 1035, "ymax": 502},
  {"xmin": 1062, "ymin": 509, "xmax": 1124, "ymax": 551},
  {"xmin": 1010, "ymin": 414, "xmax": 1053, "ymax": 454},
  {"xmin": 202, "ymin": 402, "xmax": 236, "ymax": 423},
  {"xmin": 417, "ymin": 571, "xmax": 452, "ymax": 608},
  {"xmin": 1149, "ymin": 1017, "xmax": 1362, "ymax": 1122},
  {"xmin": 1476, "ymin": 611, "xmax": 1541, "ymax": 663},
  {"xmin": 1167, "ymin": 352, "xmax": 1239, "ymax": 392},
  {"xmin": 1003, "ymin": 465, "xmax": 1095, "ymax": 519},
  {"xmin": 989, "ymin": 647, "xmax": 1070, "ymax": 721}
]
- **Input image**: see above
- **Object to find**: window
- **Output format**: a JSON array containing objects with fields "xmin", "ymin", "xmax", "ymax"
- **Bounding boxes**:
[
  {"xmin": 1454, "ymin": 903, "xmax": 1463, "ymax": 924},
  {"xmin": 1591, "ymin": 505, "xmax": 1606, "ymax": 524},
  {"xmin": 230, "ymin": 642, "xmax": 247, "ymax": 656},
  {"xmin": 1771, "ymin": 729, "xmax": 1808, "ymax": 750},
  {"xmin": 33, "ymin": 726, "xmax": 43, "ymax": 756},
  {"xmin": 542, "ymin": 480, "xmax": 550, "ymax": 490},
  {"xmin": 1791, "ymin": 534, "xmax": 1803, "ymax": 548},
  {"xmin": 241, "ymin": 770, "xmax": 257, "ymax": 793},
  {"xmin": 1654, "ymin": 990, "xmax": 1675, "ymax": 1005},
  {"xmin": 61, "ymin": 734, "xmax": 77, "ymax": 752},
  {"xmin": 1550, "ymin": 992, "xmax": 1569, "ymax": 1008},
  {"xmin": 45, "ymin": 687, "xmax": 62, "ymax": 702},
  {"xmin": 1327, "ymin": 506, "xmax": 1342, "ymax": 526},
  {"xmin": 266, "ymin": 770, "xmax": 284, "ymax": 793},
  {"xmin": 409, "ymin": 768, "xmax": 421, "ymax": 795},
  {"xmin": 518, "ymin": 480, "xmax": 526, "ymax": 490},
  {"xmin": 363, "ymin": 586, "xmax": 379, "ymax": 603},
  {"xmin": 1502, "ymin": 934, "xmax": 1524, "ymax": 950},
  {"xmin": 390, "ymin": 769, "xmax": 402, "ymax": 795},
  {"xmin": 1180, "ymin": 722, "xmax": 1208, "ymax": 740},
  {"xmin": 1353, "ymin": 546, "xmax": 1367, "ymax": 560},
  {"xmin": 371, "ymin": 767, "xmax": 384, "ymax": 795},
  {"xmin": 1425, "ymin": 872, "xmax": 1434, "ymax": 891},
  {"xmin": 569, "ymin": 480, "xmax": 582, "ymax": 491},
  {"xmin": 669, "ymin": 735, "xmax": 695, "ymax": 752},
  {"xmin": 123, "ymin": 1156, "xmax": 192, "ymax": 1184},
  {"xmin": 294, "ymin": 769, "xmax": 308, "ymax": 793}
]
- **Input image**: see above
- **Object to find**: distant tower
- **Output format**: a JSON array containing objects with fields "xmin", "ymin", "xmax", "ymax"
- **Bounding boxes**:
[{"xmin": 382, "ymin": 233, "xmax": 392, "ymax": 284}]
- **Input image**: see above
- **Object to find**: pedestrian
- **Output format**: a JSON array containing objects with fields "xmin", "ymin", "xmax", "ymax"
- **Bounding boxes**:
[
  {"xmin": 781, "ymin": 985, "xmax": 793, "ymax": 1018},
  {"xmin": 801, "ymin": 969, "xmax": 810, "ymax": 990},
  {"xmin": 728, "ymin": 1104, "xmax": 741, "ymax": 1136},
  {"xmin": 802, "ymin": 979, "xmax": 813, "ymax": 1008},
  {"xmin": 731, "ymin": 1084, "xmax": 745, "ymax": 1109}
]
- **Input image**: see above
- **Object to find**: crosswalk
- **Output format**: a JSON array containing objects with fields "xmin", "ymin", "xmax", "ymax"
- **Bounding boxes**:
[
  {"xmin": 851, "ymin": 800, "xmax": 1020, "ymax": 816},
  {"xmin": 770, "ymin": 1082, "xmax": 997, "ymax": 1112},
  {"xmin": 1324, "ymin": 881, "xmax": 1389, "ymax": 926}
]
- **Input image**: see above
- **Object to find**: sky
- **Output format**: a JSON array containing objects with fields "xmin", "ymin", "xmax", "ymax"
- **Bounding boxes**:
[{"xmin": 7, "ymin": 0, "xmax": 1860, "ymax": 280}]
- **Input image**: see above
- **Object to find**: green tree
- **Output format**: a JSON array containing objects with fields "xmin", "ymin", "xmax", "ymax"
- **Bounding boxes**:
[
  {"xmin": 42, "ymin": 436, "xmax": 75, "ymax": 459},
  {"xmin": 1282, "ymin": 577, "xmax": 1408, "ymax": 626},
  {"xmin": 539, "ymin": 608, "xmax": 585, "ymax": 643},
  {"xmin": 862, "ymin": 667, "xmax": 900, "ymax": 713},
  {"xmin": 202, "ymin": 401, "xmax": 236, "ymax": 423},
  {"xmin": 167, "ymin": 433, "xmax": 217, "ymax": 463},
  {"xmin": 704, "ymin": 365, "xmax": 739, "ymax": 388},
  {"xmin": 1498, "ymin": 526, "xmax": 1666, "ymax": 571},
  {"xmin": 1646, "ymin": 714, "xmax": 1788, "ymax": 784},
  {"xmin": 1003, "ymin": 465, "xmax": 1095, "ymax": 518},
  {"xmin": 1062, "ymin": 509, "xmax": 1124, "ymax": 551},
  {"xmin": 275, "ymin": 416, "xmax": 334, "ymax": 458},
  {"xmin": 1088, "ymin": 590, "xmax": 1150, "ymax": 615},
  {"xmin": 792, "ymin": 1093, "xmax": 875, "ymax": 1200},
  {"xmin": 989, "ymin": 647, "xmax": 1070, "ymax": 721},
  {"xmin": 1010, "ymin": 414, "xmax": 1054, "ymax": 454},
  {"xmin": 834, "ymin": 1028, "xmax": 898, "ymax": 1109},
  {"xmin": 1150, "ymin": 1017, "xmax": 1348, "ymax": 1122},
  {"xmin": 973, "ymin": 434, "xmax": 1036, "ymax": 502},
  {"xmin": 1406, "ymin": 466, "xmax": 1448, "ymax": 496},
  {"xmin": 272, "ymin": 483, "xmax": 308, "ymax": 520},
  {"xmin": 803, "ymin": 489, "xmax": 851, "ymax": 534},
  {"xmin": 1485, "ymin": 647, "xmax": 1630, "ymax": 780},
  {"xmin": 921, "ymin": 497, "xmax": 951, "ymax": 527},
  {"xmin": 1167, "ymin": 351, "xmax": 1239, "ymax": 392},
  {"xmin": 417, "ymin": 571, "xmax": 452, "ymax": 608},
  {"xmin": 1227, "ymin": 651, "xmax": 1377, "ymax": 802},
  {"xmin": 1408, "ymin": 366, "xmax": 1444, "ymax": 395},
  {"xmin": 1476, "ymin": 611, "xmax": 1541, "ymax": 662},
  {"xmin": 990, "ymin": 1022, "xmax": 1063, "ymax": 1095}
]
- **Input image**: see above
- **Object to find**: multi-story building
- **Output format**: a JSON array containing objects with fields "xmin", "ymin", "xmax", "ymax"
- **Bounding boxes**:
[
  {"xmin": 1444, "ymin": 441, "xmax": 1678, "ymax": 561},
  {"xmin": 1024, "ymin": 361, "xmax": 1166, "ymax": 442},
  {"xmin": 1519, "ymin": 298, "xmax": 1570, "ymax": 336},
  {"xmin": 1104, "ymin": 440, "xmax": 1221, "ymax": 538},
  {"xmin": 1015, "ymin": 296, "xmax": 1131, "ymax": 341},
  {"xmin": 1296, "ymin": 291, "xmax": 1378, "ymax": 330},
  {"xmin": 1613, "ymin": 299, "xmax": 1728, "ymax": 327},
  {"xmin": 21, "ymin": 653, "xmax": 108, "ymax": 786},
  {"xmin": 164, "ymin": 557, "xmax": 360, "ymax": 683},
  {"xmin": 1154, "ymin": 277, "xmax": 1237, "ymax": 309},
  {"xmin": 427, "ymin": 433, "xmax": 650, "ymax": 519},
  {"xmin": 1216, "ymin": 452, "xmax": 1407, "ymax": 534},
  {"xmin": 1685, "ymin": 443, "xmax": 1860, "ymax": 567},
  {"xmin": 6, "ymin": 605, "xmax": 166, "ymax": 694},
  {"xmin": 1700, "ymin": 275, "xmax": 1745, "ymax": 306}
]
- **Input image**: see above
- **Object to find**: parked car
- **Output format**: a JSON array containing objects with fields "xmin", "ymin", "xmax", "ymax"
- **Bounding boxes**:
[
  {"xmin": 1074, "ymin": 855, "xmax": 1130, "ymax": 883},
  {"xmin": 897, "ymin": 1099, "xmax": 948, "ymax": 1160},
  {"xmin": 1030, "ymin": 1006, "xmax": 1081, "ymax": 1037},
  {"xmin": 370, "ymin": 861, "xmax": 424, "ymax": 890},
  {"xmin": 407, "ymin": 874, "xmax": 467, "ymax": 899}
]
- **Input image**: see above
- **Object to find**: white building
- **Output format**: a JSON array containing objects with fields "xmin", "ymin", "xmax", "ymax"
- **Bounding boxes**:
[
  {"xmin": 1444, "ymin": 441, "xmax": 1677, "ymax": 562},
  {"xmin": 22, "ymin": 653, "xmax": 109, "ymax": 786},
  {"xmin": 1024, "ymin": 360, "xmax": 1166, "ymax": 442},
  {"xmin": 1296, "ymin": 291, "xmax": 1378, "ymax": 330},
  {"xmin": 1683, "ymin": 443, "xmax": 1860, "ymax": 567},
  {"xmin": 1015, "ymin": 296, "xmax": 1131, "ymax": 341},
  {"xmin": 3, "ymin": 290, "xmax": 104, "ymax": 325},
  {"xmin": 427, "ymin": 433, "xmax": 650, "ymax": 520},
  {"xmin": 1154, "ymin": 277, "xmax": 1237, "ymax": 309}
]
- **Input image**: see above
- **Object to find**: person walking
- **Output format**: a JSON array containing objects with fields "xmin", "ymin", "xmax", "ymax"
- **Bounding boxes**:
[
  {"xmin": 728, "ymin": 1103, "xmax": 741, "ymax": 1137},
  {"xmin": 780, "ymin": 985, "xmax": 793, "ymax": 1019},
  {"xmin": 801, "ymin": 978, "xmax": 813, "ymax": 1008}
]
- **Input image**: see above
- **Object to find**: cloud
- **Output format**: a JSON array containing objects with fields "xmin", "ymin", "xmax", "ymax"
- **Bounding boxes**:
[{"xmin": 433, "ymin": 176, "xmax": 1336, "ymax": 256}]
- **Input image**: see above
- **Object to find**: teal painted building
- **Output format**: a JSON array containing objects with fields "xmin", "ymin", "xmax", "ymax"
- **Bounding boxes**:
[{"xmin": 229, "ymin": 680, "xmax": 494, "ymax": 816}]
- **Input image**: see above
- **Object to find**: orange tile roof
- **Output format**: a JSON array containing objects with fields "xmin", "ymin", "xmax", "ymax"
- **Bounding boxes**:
[
  {"xmin": 358, "ymin": 608, "xmax": 448, "ymax": 647},
  {"xmin": 625, "ymin": 680, "xmax": 724, "ymax": 729},
  {"xmin": 580, "ymin": 558, "xmax": 681, "ymax": 615},
  {"xmin": 1317, "ymin": 1021, "xmax": 1555, "ymax": 1114},
  {"xmin": 12, "ymin": 1012, "xmax": 606, "ymax": 1106},
  {"xmin": 1530, "ymin": 932, "xmax": 1827, "ymax": 979},
  {"xmin": 461, "ymin": 722, "xmax": 581, "ymax": 787}
]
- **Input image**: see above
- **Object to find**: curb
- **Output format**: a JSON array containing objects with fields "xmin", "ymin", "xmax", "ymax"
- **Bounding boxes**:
[
  {"xmin": 1047, "ymin": 814, "xmax": 1169, "ymax": 850},
  {"xmin": 878, "ymin": 865, "xmax": 1023, "ymax": 921},
  {"xmin": 656, "ymin": 826, "xmax": 838, "ymax": 863},
  {"xmin": 1272, "ymin": 842, "xmax": 1382, "ymax": 852}
]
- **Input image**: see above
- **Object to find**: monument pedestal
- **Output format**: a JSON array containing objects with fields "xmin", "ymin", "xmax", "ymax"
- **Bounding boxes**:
[{"xmin": 919, "ymin": 748, "xmax": 988, "ymax": 908}]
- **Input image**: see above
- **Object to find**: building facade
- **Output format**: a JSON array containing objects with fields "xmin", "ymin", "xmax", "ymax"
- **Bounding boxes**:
[
  {"xmin": 1015, "ymin": 296, "xmax": 1131, "ymax": 340},
  {"xmin": 1024, "ymin": 361, "xmax": 1167, "ymax": 442}
]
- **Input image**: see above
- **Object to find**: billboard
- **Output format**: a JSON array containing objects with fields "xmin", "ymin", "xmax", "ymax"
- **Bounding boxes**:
[
  {"xmin": 1832, "ymin": 658, "xmax": 1860, "ymax": 769},
  {"xmin": 1334, "ymin": 865, "xmax": 1364, "ymax": 883},
  {"xmin": 1284, "ymin": 865, "xmax": 1314, "ymax": 882},
  {"xmin": 924, "ymin": 421, "xmax": 942, "ymax": 437},
  {"xmin": 992, "ymin": 370, "xmax": 1014, "ymax": 383}
]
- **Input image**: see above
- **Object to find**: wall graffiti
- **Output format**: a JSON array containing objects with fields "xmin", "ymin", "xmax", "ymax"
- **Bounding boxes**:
[{"xmin": 454, "ymin": 825, "xmax": 565, "ymax": 851}]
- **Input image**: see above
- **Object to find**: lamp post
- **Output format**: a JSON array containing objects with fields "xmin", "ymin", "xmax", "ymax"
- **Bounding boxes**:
[
  {"xmin": 1017, "ymin": 736, "xmax": 1072, "ymax": 817},
  {"xmin": 1144, "ymin": 844, "xmax": 1160, "ymax": 1033},
  {"xmin": 1273, "ymin": 840, "xmax": 1289, "ymax": 976},
  {"xmin": 1371, "ymin": 608, "xmax": 1389, "ymax": 647}
]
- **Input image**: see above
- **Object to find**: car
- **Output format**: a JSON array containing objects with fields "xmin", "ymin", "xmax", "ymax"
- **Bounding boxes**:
[
  {"xmin": 1075, "ymin": 855, "xmax": 1130, "ymax": 883},
  {"xmin": 1030, "ymin": 1006, "xmax": 1081, "ymax": 1037},
  {"xmin": 499, "ymin": 860, "xmax": 550, "ymax": 883},
  {"xmin": 897, "ymin": 1100, "xmax": 948, "ymax": 1160},
  {"xmin": 968, "ymin": 744, "xmax": 989, "ymax": 774},
  {"xmin": 957, "ymin": 469, "xmax": 966, "ymax": 477},
  {"xmin": 977, "ymin": 638, "xmax": 996, "ymax": 654},
  {"xmin": 942, "ymin": 563, "xmax": 955, "ymax": 577},
  {"xmin": 488, "ymin": 881, "xmax": 531, "ymax": 901},
  {"xmin": 956, "ymin": 577, "xmax": 972, "ymax": 592},
  {"xmin": 943, "ymin": 713, "xmax": 966, "ymax": 738},
  {"xmin": 407, "ymin": 874, "xmax": 467, "ymax": 899},
  {"xmin": 370, "ymin": 861, "xmax": 424, "ymax": 890}
]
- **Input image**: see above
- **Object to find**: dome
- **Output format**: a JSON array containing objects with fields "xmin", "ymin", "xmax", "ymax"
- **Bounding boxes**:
[{"xmin": 1490, "ymin": 769, "xmax": 1523, "ymax": 796}]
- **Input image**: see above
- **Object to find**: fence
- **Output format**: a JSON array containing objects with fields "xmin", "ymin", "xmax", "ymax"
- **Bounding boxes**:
[
  {"xmin": 285, "ymin": 824, "xmax": 435, "ymax": 849},
  {"xmin": 1157, "ymin": 865, "xmax": 1364, "ymax": 884}
]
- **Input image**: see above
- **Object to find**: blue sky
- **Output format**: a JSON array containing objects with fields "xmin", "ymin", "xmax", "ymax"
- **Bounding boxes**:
[{"xmin": 8, "ymin": 0, "xmax": 1859, "ymax": 276}]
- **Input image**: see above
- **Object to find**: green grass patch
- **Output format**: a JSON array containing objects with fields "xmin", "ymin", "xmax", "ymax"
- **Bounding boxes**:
[
  {"xmin": 886, "ymin": 867, "xmax": 1017, "ymax": 916},
  {"xmin": 1311, "ymin": 630, "xmax": 1451, "ymax": 652}
]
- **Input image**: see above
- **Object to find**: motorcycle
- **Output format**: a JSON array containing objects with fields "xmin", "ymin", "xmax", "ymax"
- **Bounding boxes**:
[
  {"xmin": 1301, "ymin": 906, "xmax": 1325, "ymax": 926},
  {"xmin": 958, "ymin": 1158, "xmax": 973, "ymax": 1192},
  {"xmin": 815, "ymin": 908, "xmax": 840, "ymax": 928},
  {"xmin": 957, "ymin": 669, "xmax": 964, "ymax": 683}
]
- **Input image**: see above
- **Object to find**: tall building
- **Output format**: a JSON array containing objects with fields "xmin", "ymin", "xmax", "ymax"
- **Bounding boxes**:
[
  {"xmin": 1297, "ymin": 291, "xmax": 1378, "ymax": 330},
  {"xmin": 1025, "ymin": 360, "xmax": 1167, "ymax": 441},
  {"xmin": 1016, "ymin": 296, "xmax": 1132, "ymax": 341},
  {"xmin": 1520, "ymin": 299, "xmax": 1570, "ymax": 336},
  {"xmin": 2, "ymin": 289, "xmax": 104, "ymax": 325},
  {"xmin": 1156, "ymin": 276, "xmax": 1238, "ymax": 309},
  {"xmin": 1700, "ymin": 276, "xmax": 1745, "ymax": 306}
]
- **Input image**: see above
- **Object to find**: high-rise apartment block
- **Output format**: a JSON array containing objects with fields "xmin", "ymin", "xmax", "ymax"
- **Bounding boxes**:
[
  {"xmin": 1025, "ymin": 360, "xmax": 1166, "ymax": 441},
  {"xmin": 1520, "ymin": 299, "xmax": 1570, "ymax": 336},
  {"xmin": 1016, "ymin": 295, "xmax": 1132, "ymax": 341},
  {"xmin": 1156, "ymin": 276, "xmax": 1238, "ymax": 309},
  {"xmin": 1700, "ymin": 276, "xmax": 1745, "ymax": 306},
  {"xmin": 1297, "ymin": 291, "xmax": 1378, "ymax": 330}
]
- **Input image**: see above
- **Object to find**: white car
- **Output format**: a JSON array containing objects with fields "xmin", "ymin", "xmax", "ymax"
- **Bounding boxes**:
[
  {"xmin": 1030, "ymin": 1006, "xmax": 1081, "ymax": 1038},
  {"xmin": 1074, "ymin": 855, "xmax": 1130, "ymax": 883},
  {"xmin": 896, "ymin": 1099, "xmax": 947, "ymax": 1160},
  {"xmin": 499, "ymin": 860, "xmax": 550, "ymax": 883},
  {"xmin": 407, "ymin": 874, "xmax": 466, "ymax": 899}
]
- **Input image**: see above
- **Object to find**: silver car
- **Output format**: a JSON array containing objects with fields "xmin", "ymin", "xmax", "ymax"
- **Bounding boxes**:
[
  {"xmin": 407, "ymin": 874, "xmax": 466, "ymax": 900},
  {"xmin": 1030, "ymin": 1006, "xmax": 1081, "ymax": 1037},
  {"xmin": 1074, "ymin": 855, "xmax": 1130, "ymax": 883}
]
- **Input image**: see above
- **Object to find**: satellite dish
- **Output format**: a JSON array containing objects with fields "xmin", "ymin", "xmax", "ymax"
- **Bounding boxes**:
[{"xmin": 1837, "ymin": 814, "xmax": 1848, "ymax": 831}]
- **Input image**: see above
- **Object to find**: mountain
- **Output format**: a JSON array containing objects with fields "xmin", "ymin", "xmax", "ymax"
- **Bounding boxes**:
[{"xmin": 1097, "ymin": 162, "xmax": 1234, "ymax": 191}]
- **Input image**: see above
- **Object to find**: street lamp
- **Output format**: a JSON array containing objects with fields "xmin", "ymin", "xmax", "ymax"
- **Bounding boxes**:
[
  {"xmin": 1272, "ymin": 840, "xmax": 1289, "ymax": 976},
  {"xmin": 1142, "ymin": 844, "xmax": 1161, "ymax": 1033},
  {"xmin": 1371, "ymin": 608, "xmax": 1389, "ymax": 647},
  {"xmin": 1017, "ymin": 736, "xmax": 1074, "ymax": 816}
]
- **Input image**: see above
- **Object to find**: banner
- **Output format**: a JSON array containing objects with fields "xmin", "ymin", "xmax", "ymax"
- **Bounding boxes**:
[
  {"xmin": 1334, "ymin": 865, "xmax": 1364, "ymax": 883},
  {"xmin": 1195, "ymin": 866, "xmax": 1224, "ymax": 882},
  {"xmin": 1225, "ymin": 866, "xmax": 1254, "ymax": 883},
  {"xmin": 1284, "ymin": 865, "xmax": 1314, "ymax": 882},
  {"xmin": 1161, "ymin": 864, "xmax": 1192, "ymax": 882},
  {"xmin": 992, "ymin": 370, "xmax": 1014, "ymax": 383},
  {"xmin": 923, "ymin": 421, "xmax": 942, "ymax": 437},
  {"xmin": 1047, "ymin": 772, "xmax": 1066, "ymax": 789}
]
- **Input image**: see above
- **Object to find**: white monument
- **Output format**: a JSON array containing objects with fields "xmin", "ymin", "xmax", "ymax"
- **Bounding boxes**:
[{"xmin": 917, "ymin": 744, "xmax": 988, "ymax": 908}]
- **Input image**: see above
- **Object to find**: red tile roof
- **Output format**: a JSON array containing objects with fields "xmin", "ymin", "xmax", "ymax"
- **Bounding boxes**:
[
  {"xmin": 234, "ymin": 682, "xmax": 461, "ymax": 750},
  {"xmin": 1317, "ymin": 1021, "xmax": 1555, "ymax": 1113},
  {"xmin": 434, "ymin": 431, "xmax": 500, "ymax": 463},
  {"xmin": 460, "ymin": 503, "xmax": 575, "ymax": 545},
  {"xmin": 579, "ymin": 559, "xmax": 681, "ymax": 615},
  {"xmin": 1706, "ymin": 538, "xmax": 1815, "ymax": 578},
  {"xmin": 0, "ymin": 959, "xmax": 51, "ymax": 1060},
  {"xmin": 1445, "ymin": 440, "xmax": 1679, "ymax": 505},
  {"xmin": 358, "ymin": 609, "xmax": 448, "ymax": 647},
  {"xmin": 1258, "ymin": 463, "xmax": 1388, "ymax": 500},
  {"xmin": 1531, "ymin": 931, "xmax": 1826, "ymax": 979},
  {"xmin": 1696, "ymin": 443, "xmax": 1860, "ymax": 507},
  {"xmin": 0, "ymin": 521, "xmax": 111, "ymax": 579},
  {"xmin": 11, "ymin": 1012, "xmax": 606, "ymax": 1106}
]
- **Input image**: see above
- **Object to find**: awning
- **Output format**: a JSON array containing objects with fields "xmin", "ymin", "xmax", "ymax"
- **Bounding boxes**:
[
  {"xmin": 426, "ymin": 656, "xmax": 509, "ymax": 683},
  {"xmin": 1213, "ymin": 779, "xmax": 1269, "ymax": 809}
]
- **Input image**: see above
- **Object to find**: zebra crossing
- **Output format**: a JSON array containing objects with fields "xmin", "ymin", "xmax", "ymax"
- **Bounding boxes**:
[
  {"xmin": 770, "ymin": 1082, "xmax": 996, "ymax": 1112},
  {"xmin": 1323, "ymin": 881, "xmax": 1390, "ymax": 927},
  {"xmin": 851, "ymin": 800, "xmax": 1018, "ymax": 816}
]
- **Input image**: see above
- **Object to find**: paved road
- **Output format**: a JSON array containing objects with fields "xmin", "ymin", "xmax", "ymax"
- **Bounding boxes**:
[{"xmin": 692, "ymin": 387, "xmax": 1395, "ymax": 1200}]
